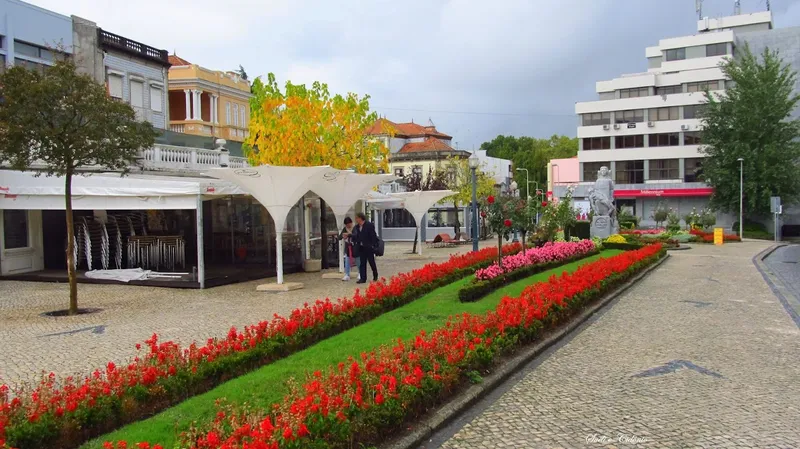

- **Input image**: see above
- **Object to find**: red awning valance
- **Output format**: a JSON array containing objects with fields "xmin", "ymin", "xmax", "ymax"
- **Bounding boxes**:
[{"xmin": 614, "ymin": 188, "xmax": 713, "ymax": 198}]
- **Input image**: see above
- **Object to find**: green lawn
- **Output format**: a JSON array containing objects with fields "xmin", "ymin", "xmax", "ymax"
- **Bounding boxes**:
[{"xmin": 84, "ymin": 250, "xmax": 621, "ymax": 448}]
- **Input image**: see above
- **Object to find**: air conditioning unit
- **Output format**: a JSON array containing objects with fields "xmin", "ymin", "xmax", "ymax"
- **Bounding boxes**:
[
  {"xmin": 602, "ymin": 124, "xmax": 610, "ymax": 131},
  {"xmin": 613, "ymin": 124, "xmax": 621, "ymax": 130},
  {"xmin": 647, "ymin": 121, "xmax": 655, "ymax": 127},
  {"xmin": 681, "ymin": 124, "xmax": 690, "ymax": 131}
]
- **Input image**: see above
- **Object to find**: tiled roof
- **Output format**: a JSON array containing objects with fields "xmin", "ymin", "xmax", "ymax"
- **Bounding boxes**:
[
  {"xmin": 368, "ymin": 118, "xmax": 452, "ymax": 139},
  {"xmin": 398, "ymin": 137, "xmax": 457, "ymax": 154},
  {"xmin": 168, "ymin": 54, "xmax": 192, "ymax": 66}
]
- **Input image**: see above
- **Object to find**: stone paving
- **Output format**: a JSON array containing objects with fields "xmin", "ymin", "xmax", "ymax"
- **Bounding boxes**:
[
  {"xmin": 436, "ymin": 241, "xmax": 800, "ymax": 449},
  {"xmin": 0, "ymin": 240, "xmax": 490, "ymax": 387},
  {"xmin": 762, "ymin": 244, "xmax": 800, "ymax": 328}
]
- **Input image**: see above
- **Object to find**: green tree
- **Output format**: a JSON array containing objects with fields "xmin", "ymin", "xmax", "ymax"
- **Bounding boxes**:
[
  {"xmin": 442, "ymin": 156, "xmax": 497, "ymax": 236},
  {"xmin": 481, "ymin": 134, "xmax": 577, "ymax": 198},
  {"xmin": 0, "ymin": 60, "xmax": 157, "ymax": 315},
  {"xmin": 701, "ymin": 44, "xmax": 800, "ymax": 217}
]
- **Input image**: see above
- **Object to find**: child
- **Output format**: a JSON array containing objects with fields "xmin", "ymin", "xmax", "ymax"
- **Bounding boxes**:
[{"xmin": 339, "ymin": 217, "xmax": 360, "ymax": 281}]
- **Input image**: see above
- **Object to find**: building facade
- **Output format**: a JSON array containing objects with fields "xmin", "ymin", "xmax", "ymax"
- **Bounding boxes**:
[
  {"xmin": 567, "ymin": 11, "xmax": 781, "ymax": 228},
  {"xmin": 167, "ymin": 56, "xmax": 252, "ymax": 143}
]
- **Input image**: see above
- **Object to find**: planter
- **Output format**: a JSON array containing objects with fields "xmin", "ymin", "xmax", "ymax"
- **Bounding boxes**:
[{"xmin": 303, "ymin": 258, "xmax": 322, "ymax": 272}]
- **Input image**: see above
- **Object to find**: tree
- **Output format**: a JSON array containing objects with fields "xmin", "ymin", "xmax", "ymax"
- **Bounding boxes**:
[
  {"xmin": 245, "ymin": 73, "xmax": 389, "ymax": 173},
  {"xmin": 441, "ymin": 156, "xmax": 496, "ymax": 236},
  {"xmin": 482, "ymin": 194, "xmax": 514, "ymax": 265},
  {"xmin": 701, "ymin": 44, "xmax": 800, "ymax": 217},
  {"xmin": 480, "ymin": 135, "xmax": 578, "ymax": 198},
  {"xmin": 0, "ymin": 60, "xmax": 157, "ymax": 315}
]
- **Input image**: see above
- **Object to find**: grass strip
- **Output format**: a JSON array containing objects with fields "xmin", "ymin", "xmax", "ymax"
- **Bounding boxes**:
[{"xmin": 83, "ymin": 250, "xmax": 621, "ymax": 448}]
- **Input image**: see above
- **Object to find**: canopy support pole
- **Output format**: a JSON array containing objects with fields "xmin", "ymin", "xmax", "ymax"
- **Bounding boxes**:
[
  {"xmin": 276, "ymin": 231, "xmax": 284, "ymax": 284},
  {"xmin": 196, "ymin": 194, "xmax": 205, "ymax": 289}
]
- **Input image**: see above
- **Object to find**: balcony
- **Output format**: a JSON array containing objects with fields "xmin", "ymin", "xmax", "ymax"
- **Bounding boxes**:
[
  {"xmin": 98, "ymin": 29, "xmax": 170, "ymax": 67},
  {"xmin": 137, "ymin": 144, "xmax": 249, "ymax": 171},
  {"xmin": 170, "ymin": 121, "xmax": 214, "ymax": 136}
]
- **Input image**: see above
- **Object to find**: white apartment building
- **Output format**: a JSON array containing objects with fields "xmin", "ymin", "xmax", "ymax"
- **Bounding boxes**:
[{"xmin": 567, "ymin": 11, "xmax": 781, "ymax": 228}]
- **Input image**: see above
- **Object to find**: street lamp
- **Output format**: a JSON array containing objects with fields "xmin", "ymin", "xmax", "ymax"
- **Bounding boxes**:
[
  {"xmin": 551, "ymin": 163, "xmax": 559, "ymax": 201},
  {"xmin": 469, "ymin": 153, "xmax": 480, "ymax": 252},
  {"xmin": 509, "ymin": 180, "xmax": 519, "ymax": 243},
  {"xmin": 516, "ymin": 167, "xmax": 531, "ymax": 199},
  {"xmin": 738, "ymin": 157, "xmax": 744, "ymax": 239}
]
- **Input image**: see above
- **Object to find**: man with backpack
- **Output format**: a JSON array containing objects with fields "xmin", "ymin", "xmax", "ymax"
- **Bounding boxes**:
[{"xmin": 352, "ymin": 212, "xmax": 382, "ymax": 284}]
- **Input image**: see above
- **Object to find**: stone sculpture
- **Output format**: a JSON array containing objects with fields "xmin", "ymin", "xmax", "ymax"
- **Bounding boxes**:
[{"xmin": 589, "ymin": 166, "xmax": 619, "ymax": 238}]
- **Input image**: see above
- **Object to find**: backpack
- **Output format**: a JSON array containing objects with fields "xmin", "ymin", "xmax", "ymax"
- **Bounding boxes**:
[{"xmin": 374, "ymin": 237, "xmax": 385, "ymax": 257}]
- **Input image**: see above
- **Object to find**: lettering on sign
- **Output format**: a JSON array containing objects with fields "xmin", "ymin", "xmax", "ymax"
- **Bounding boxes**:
[
  {"xmin": 627, "ymin": 122, "xmax": 636, "ymax": 129},
  {"xmin": 640, "ymin": 190, "xmax": 665, "ymax": 196}
]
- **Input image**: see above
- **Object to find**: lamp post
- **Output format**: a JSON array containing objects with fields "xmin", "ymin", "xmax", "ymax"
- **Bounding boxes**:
[
  {"xmin": 516, "ymin": 167, "xmax": 531, "ymax": 199},
  {"xmin": 510, "ymin": 180, "xmax": 519, "ymax": 243},
  {"xmin": 738, "ymin": 157, "xmax": 744, "ymax": 239},
  {"xmin": 469, "ymin": 154, "xmax": 480, "ymax": 252}
]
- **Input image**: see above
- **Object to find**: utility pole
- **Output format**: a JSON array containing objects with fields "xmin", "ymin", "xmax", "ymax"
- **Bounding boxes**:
[
  {"xmin": 734, "ymin": 0, "xmax": 741, "ymax": 15},
  {"xmin": 696, "ymin": 0, "xmax": 703, "ymax": 19}
]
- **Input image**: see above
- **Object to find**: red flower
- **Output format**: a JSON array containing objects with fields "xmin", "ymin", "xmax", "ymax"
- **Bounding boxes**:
[
  {"xmin": 504, "ymin": 219, "xmax": 512, "ymax": 227},
  {"xmin": 480, "ymin": 211, "xmax": 487, "ymax": 218},
  {"xmin": 541, "ymin": 201, "xmax": 548, "ymax": 207},
  {"xmin": 487, "ymin": 195, "xmax": 495, "ymax": 204}
]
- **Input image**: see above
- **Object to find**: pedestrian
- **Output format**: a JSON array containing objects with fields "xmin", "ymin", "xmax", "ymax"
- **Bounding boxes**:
[
  {"xmin": 353, "ymin": 212, "xmax": 379, "ymax": 284},
  {"xmin": 339, "ymin": 217, "xmax": 360, "ymax": 282}
]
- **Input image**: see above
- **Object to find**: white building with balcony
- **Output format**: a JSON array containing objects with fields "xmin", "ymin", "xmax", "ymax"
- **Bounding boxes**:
[{"xmin": 567, "ymin": 11, "xmax": 786, "ymax": 228}]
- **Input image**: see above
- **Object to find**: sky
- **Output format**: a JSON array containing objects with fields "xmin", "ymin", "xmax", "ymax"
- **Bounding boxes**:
[{"xmin": 27, "ymin": 0, "xmax": 800, "ymax": 149}]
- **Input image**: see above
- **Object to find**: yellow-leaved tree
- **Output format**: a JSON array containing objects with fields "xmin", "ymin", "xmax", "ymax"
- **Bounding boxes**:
[{"xmin": 244, "ymin": 73, "xmax": 390, "ymax": 173}]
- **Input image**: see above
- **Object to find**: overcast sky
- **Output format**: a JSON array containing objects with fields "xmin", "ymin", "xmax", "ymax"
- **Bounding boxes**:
[{"xmin": 28, "ymin": 0, "xmax": 800, "ymax": 148}]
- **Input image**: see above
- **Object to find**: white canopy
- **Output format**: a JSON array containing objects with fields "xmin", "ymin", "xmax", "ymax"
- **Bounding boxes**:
[
  {"xmin": 0, "ymin": 171, "xmax": 245, "ymax": 210},
  {"xmin": 388, "ymin": 190, "xmax": 454, "ymax": 254},
  {"xmin": 364, "ymin": 190, "xmax": 406, "ymax": 210}
]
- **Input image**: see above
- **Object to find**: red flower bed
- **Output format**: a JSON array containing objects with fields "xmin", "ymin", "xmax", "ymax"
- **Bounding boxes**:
[
  {"xmin": 105, "ymin": 244, "xmax": 664, "ymax": 449},
  {"xmin": 620, "ymin": 229, "xmax": 665, "ymax": 235},
  {"xmin": 689, "ymin": 229, "xmax": 741, "ymax": 242},
  {"xmin": 0, "ymin": 243, "xmax": 522, "ymax": 449}
]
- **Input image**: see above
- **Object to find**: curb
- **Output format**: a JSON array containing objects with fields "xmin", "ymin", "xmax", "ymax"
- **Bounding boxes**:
[
  {"xmin": 752, "ymin": 244, "xmax": 800, "ymax": 329},
  {"xmin": 384, "ymin": 252, "xmax": 671, "ymax": 449}
]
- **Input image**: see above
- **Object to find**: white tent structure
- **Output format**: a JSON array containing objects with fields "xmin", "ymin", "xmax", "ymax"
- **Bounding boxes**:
[
  {"xmin": 307, "ymin": 169, "xmax": 396, "ymax": 272},
  {"xmin": 386, "ymin": 190, "xmax": 454, "ymax": 255},
  {"xmin": 205, "ymin": 165, "xmax": 331, "ymax": 287},
  {"xmin": 363, "ymin": 190, "xmax": 406, "ymax": 210}
]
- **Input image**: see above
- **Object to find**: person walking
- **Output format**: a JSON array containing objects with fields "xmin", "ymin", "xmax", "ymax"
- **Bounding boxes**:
[
  {"xmin": 353, "ymin": 212, "xmax": 378, "ymax": 284},
  {"xmin": 339, "ymin": 217, "xmax": 360, "ymax": 282}
]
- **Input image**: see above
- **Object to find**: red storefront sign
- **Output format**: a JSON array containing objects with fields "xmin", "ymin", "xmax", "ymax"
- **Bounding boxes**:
[{"xmin": 614, "ymin": 188, "xmax": 713, "ymax": 198}]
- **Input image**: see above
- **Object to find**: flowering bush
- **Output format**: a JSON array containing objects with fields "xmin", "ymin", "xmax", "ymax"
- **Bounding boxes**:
[
  {"xmin": 689, "ymin": 229, "xmax": 741, "ymax": 242},
  {"xmin": 474, "ymin": 240, "xmax": 596, "ymax": 281},
  {"xmin": 620, "ymin": 229, "xmax": 665, "ymax": 236},
  {"xmin": 0, "ymin": 243, "xmax": 522, "ymax": 449},
  {"xmin": 108, "ymin": 244, "xmax": 664, "ymax": 449},
  {"xmin": 605, "ymin": 234, "xmax": 627, "ymax": 244}
]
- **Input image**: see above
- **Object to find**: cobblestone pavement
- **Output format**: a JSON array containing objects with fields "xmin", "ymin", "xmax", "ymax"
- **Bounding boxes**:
[
  {"xmin": 0, "ymin": 240, "xmax": 492, "ymax": 387},
  {"xmin": 436, "ymin": 241, "xmax": 800, "ymax": 449}
]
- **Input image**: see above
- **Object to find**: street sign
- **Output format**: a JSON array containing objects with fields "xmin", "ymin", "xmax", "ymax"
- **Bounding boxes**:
[
  {"xmin": 714, "ymin": 228, "xmax": 723, "ymax": 245},
  {"xmin": 771, "ymin": 196, "xmax": 781, "ymax": 214}
]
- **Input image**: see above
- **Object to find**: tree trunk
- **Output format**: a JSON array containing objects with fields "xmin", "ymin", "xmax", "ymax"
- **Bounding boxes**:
[
  {"xmin": 521, "ymin": 231, "xmax": 526, "ymax": 249},
  {"xmin": 412, "ymin": 227, "xmax": 418, "ymax": 254},
  {"xmin": 65, "ymin": 173, "xmax": 78, "ymax": 315},
  {"xmin": 498, "ymin": 234, "xmax": 503, "ymax": 267}
]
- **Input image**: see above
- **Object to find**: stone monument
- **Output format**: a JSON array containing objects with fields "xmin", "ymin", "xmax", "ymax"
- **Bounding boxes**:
[{"xmin": 589, "ymin": 166, "xmax": 619, "ymax": 239}]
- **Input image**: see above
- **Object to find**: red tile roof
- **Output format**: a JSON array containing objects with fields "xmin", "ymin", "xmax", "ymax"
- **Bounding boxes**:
[
  {"xmin": 368, "ymin": 118, "xmax": 452, "ymax": 139},
  {"xmin": 398, "ymin": 137, "xmax": 457, "ymax": 154},
  {"xmin": 168, "ymin": 54, "xmax": 192, "ymax": 66}
]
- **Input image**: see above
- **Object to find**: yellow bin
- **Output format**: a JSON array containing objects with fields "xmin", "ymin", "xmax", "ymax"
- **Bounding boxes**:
[{"xmin": 714, "ymin": 227, "xmax": 724, "ymax": 245}]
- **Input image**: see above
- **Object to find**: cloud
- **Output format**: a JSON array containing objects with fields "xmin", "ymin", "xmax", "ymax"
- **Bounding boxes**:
[{"xmin": 25, "ymin": 0, "xmax": 800, "ymax": 147}]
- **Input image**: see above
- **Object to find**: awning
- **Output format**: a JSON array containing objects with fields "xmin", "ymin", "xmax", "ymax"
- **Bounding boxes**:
[
  {"xmin": 0, "ymin": 171, "xmax": 246, "ymax": 210},
  {"xmin": 614, "ymin": 188, "xmax": 713, "ymax": 198}
]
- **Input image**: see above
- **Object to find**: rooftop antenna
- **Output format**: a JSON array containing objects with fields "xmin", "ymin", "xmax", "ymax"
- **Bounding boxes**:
[
  {"xmin": 696, "ymin": 0, "xmax": 703, "ymax": 19},
  {"xmin": 734, "ymin": 0, "xmax": 741, "ymax": 15}
]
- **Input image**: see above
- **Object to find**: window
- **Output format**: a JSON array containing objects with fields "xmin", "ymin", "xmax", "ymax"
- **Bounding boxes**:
[
  {"xmin": 648, "ymin": 133, "xmax": 680, "ymax": 147},
  {"xmin": 108, "ymin": 74, "xmax": 123, "ymax": 99},
  {"xmin": 615, "ymin": 135, "xmax": 645, "ymax": 149},
  {"xmin": 582, "ymin": 112, "xmax": 611, "ymax": 126},
  {"xmin": 394, "ymin": 167, "xmax": 404, "ymax": 177},
  {"xmin": 650, "ymin": 106, "xmax": 679, "ymax": 121},
  {"xmin": 412, "ymin": 165, "xmax": 423, "ymax": 175},
  {"xmin": 582, "ymin": 137, "xmax": 610, "ymax": 150},
  {"xmin": 240, "ymin": 107, "xmax": 245, "ymax": 127},
  {"xmin": 684, "ymin": 131, "xmax": 702, "ymax": 145},
  {"xmin": 649, "ymin": 159, "xmax": 680, "ymax": 180},
  {"xmin": 383, "ymin": 209, "xmax": 416, "ymax": 228},
  {"xmin": 687, "ymin": 81, "xmax": 719, "ymax": 92},
  {"xmin": 706, "ymin": 43, "xmax": 727, "ymax": 57},
  {"xmin": 665, "ymin": 48, "xmax": 686, "ymax": 61},
  {"xmin": 655, "ymin": 85, "xmax": 682, "ymax": 96},
  {"xmin": 130, "ymin": 80, "xmax": 143, "ymax": 107},
  {"xmin": 426, "ymin": 208, "xmax": 464, "ymax": 228},
  {"xmin": 619, "ymin": 87, "xmax": 649, "ymax": 98},
  {"xmin": 150, "ymin": 86, "xmax": 162, "ymax": 112},
  {"xmin": 3, "ymin": 210, "xmax": 28, "ymax": 249},
  {"xmin": 14, "ymin": 40, "xmax": 54, "ymax": 61},
  {"xmin": 684, "ymin": 158, "xmax": 704, "ymax": 182},
  {"xmin": 233, "ymin": 104, "xmax": 239, "ymax": 126},
  {"xmin": 583, "ymin": 162, "xmax": 610, "ymax": 182},
  {"xmin": 615, "ymin": 160, "xmax": 645, "ymax": 184},
  {"xmin": 615, "ymin": 109, "xmax": 644, "ymax": 124},
  {"xmin": 14, "ymin": 57, "xmax": 47, "ymax": 73},
  {"xmin": 226, "ymin": 102, "xmax": 231, "ymax": 124},
  {"xmin": 683, "ymin": 104, "xmax": 705, "ymax": 119}
]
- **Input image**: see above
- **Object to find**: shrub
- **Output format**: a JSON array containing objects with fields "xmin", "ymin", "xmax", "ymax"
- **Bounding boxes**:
[
  {"xmin": 567, "ymin": 221, "xmax": 591, "ymax": 240},
  {"xmin": 605, "ymin": 234, "xmax": 627, "ymax": 244}
]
